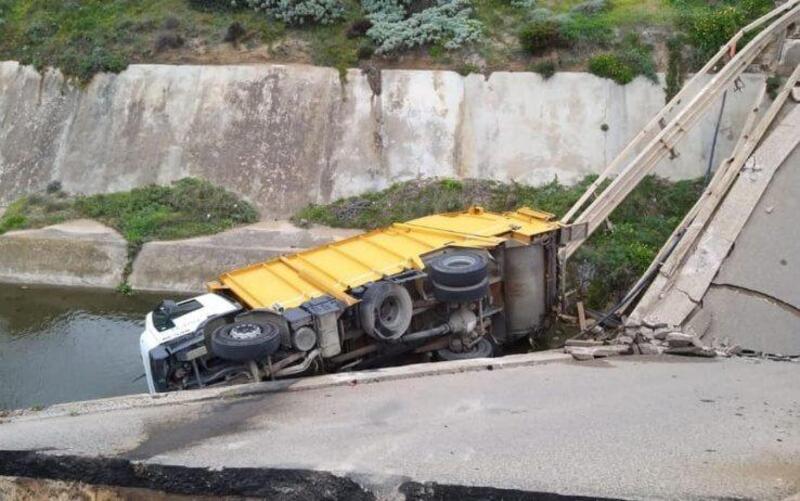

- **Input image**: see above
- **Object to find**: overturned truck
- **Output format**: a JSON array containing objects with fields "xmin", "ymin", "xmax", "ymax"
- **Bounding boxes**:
[{"xmin": 140, "ymin": 207, "xmax": 586, "ymax": 393}]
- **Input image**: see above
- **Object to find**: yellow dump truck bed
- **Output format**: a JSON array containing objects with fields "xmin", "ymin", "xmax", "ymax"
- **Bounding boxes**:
[{"xmin": 209, "ymin": 207, "xmax": 562, "ymax": 311}]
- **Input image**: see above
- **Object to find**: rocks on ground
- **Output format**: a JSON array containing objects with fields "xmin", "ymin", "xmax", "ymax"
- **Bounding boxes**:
[{"xmin": 563, "ymin": 322, "xmax": 744, "ymax": 361}]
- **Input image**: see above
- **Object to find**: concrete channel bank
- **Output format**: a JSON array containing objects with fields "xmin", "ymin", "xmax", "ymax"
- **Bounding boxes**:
[
  {"xmin": 0, "ymin": 61, "xmax": 766, "ymax": 216},
  {"xmin": 0, "ymin": 219, "xmax": 358, "ymax": 291}
]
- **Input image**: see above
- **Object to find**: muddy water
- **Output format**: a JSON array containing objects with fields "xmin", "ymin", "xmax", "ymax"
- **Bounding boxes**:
[{"xmin": 0, "ymin": 285, "xmax": 171, "ymax": 410}]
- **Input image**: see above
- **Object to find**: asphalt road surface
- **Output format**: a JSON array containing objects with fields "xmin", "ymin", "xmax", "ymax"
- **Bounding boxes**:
[{"xmin": 1, "ymin": 356, "xmax": 798, "ymax": 500}]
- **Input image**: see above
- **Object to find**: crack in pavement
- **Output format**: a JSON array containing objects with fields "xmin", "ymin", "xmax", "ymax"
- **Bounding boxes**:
[{"xmin": 710, "ymin": 282, "xmax": 800, "ymax": 317}]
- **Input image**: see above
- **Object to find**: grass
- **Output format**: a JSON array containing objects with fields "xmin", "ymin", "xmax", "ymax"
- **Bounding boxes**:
[
  {"xmin": 294, "ymin": 175, "xmax": 704, "ymax": 309},
  {"xmin": 0, "ymin": 178, "xmax": 257, "ymax": 244},
  {"xmin": 303, "ymin": 3, "xmax": 363, "ymax": 81},
  {"xmin": 0, "ymin": 178, "xmax": 259, "ymax": 286},
  {"xmin": 0, "ymin": 0, "xmax": 279, "ymax": 82}
]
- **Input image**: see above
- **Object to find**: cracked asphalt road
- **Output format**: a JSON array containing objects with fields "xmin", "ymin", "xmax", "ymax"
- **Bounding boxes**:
[{"xmin": 1, "ymin": 356, "xmax": 799, "ymax": 499}]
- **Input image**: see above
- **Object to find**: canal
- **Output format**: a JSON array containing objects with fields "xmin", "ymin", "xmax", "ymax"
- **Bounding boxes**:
[{"xmin": 0, "ymin": 285, "xmax": 169, "ymax": 410}]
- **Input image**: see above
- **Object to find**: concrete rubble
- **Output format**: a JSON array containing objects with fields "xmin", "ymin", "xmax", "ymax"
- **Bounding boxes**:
[
  {"xmin": 563, "ymin": 324, "xmax": 738, "ymax": 361},
  {"xmin": 621, "ymin": 97, "xmax": 800, "ymax": 359}
]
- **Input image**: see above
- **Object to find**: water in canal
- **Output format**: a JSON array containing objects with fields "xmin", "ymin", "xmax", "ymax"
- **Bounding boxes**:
[{"xmin": 0, "ymin": 285, "xmax": 170, "ymax": 410}]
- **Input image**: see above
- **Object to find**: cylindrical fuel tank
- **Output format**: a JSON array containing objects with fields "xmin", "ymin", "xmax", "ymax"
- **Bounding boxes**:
[{"xmin": 503, "ymin": 244, "xmax": 547, "ymax": 339}]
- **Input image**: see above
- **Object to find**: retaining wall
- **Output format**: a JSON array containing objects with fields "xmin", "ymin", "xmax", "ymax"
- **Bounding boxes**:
[
  {"xmin": 0, "ymin": 220, "xmax": 355, "ymax": 292},
  {"xmin": 0, "ymin": 220, "xmax": 127, "ymax": 288},
  {"xmin": 0, "ymin": 61, "xmax": 764, "ymax": 217}
]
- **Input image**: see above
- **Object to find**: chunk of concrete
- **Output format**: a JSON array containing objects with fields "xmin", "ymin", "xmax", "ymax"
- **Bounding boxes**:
[
  {"xmin": 666, "ymin": 332, "xmax": 703, "ymax": 348},
  {"xmin": 0, "ymin": 220, "xmax": 126, "ymax": 288},
  {"xmin": 565, "ymin": 344, "xmax": 631, "ymax": 360},
  {"xmin": 128, "ymin": 221, "xmax": 359, "ymax": 293},
  {"xmin": 664, "ymin": 346, "xmax": 717, "ymax": 358},
  {"xmin": 637, "ymin": 343, "xmax": 665, "ymax": 356},
  {"xmin": 779, "ymin": 39, "xmax": 800, "ymax": 75}
]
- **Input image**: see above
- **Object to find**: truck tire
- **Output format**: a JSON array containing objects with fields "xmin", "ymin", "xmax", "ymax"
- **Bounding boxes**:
[
  {"xmin": 360, "ymin": 281, "xmax": 413, "ymax": 341},
  {"xmin": 437, "ymin": 338, "xmax": 494, "ymax": 361},
  {"xmin": 428, "ymin": 251, "xmax": 488, "ymax": 287},
  {"xmin": 236, "ymin": 309, "xmax": 291, "ymax": 347},
  {"xmin": 431, "ymin": 277, "xmax": 489, "ymax": 303},
  {"xmin": 211, "ymin": 320, "xmax": 281, "ymax": 362}
]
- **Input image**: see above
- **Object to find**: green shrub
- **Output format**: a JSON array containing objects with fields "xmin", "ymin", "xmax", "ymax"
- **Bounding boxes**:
[
  {"xmin": 570, "ymin": 0, "xmax": 610, "ymax": 16},
  {"xmin": 588, "ymin": 35, "xmax": 656, "ymax": 85},
  {"xmin": 532, "ymin": 60, "xmax": 556, "ymax": 79},
  {"xmin": 679, "ymin": 0, "xmax": 773, "ymax": 62},
  {"xmin": 357, "ymin": 41, "xmax": 375, "ymax": 59},
  {"xmin": 0, "ymin": 213, "xmax": 26, "ymax": 234},
  {"xmin": 246, "ymin": 0, "xmax": 344, "ymax": 25},
  {"xmin": 364, "ymin": 0, "xmax": 483, "ymax": 54},
  {"xmin": 588, "ymin": 53, "xmax": 634, "ymax": 84},
  {"xmin": 154, "ymin": 32, "xmax": 185, "ymax": 52},
  {"xmin": 224, "ymin": 22, "xmax": 248, "ymax": 43},
  {"xmin": 617, "ymin": 33, "xmax": 657, "ymax": 83},
  {"xmin": 46, "ymin": 181, "xmax": 63, "ymax": 194},
  {"xmin": 766, "ymin": 75, "xmax": 782, "ymax": 100},
  {"xmin": 187, "ymin": 0, "xmax": 245, "ymax": 11},
  {"xmin": 687, "ymin": 5, "xmax": 743, "ymax": 60},
  {"xmin": 457, "ymin": 62, "xmax": 480, "ymax": 75},
  {"xmin": 347, "ymin": 18, "xmax": 373, "ymax": 38},
  {"xmin": 519, "ymin": 19, "xmax": 566, "ymax": 54},
  {"xmin": 558, "ymin": 12, "xmax": 614, "ymax": 46},
  {"xmin": 519, "ymin": 10, "xmax": 613, "ymax": 54}
]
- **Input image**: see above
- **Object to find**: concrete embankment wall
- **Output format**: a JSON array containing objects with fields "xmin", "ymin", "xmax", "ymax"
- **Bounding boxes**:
[
  {"xmin": 0, "ymin": 220, "xmax": 357, "ymax": 292},
  {"xmin": 0, "ymin": 220, "xmax": 127, "ymax": 289},
  {"xmin": 0, "ymin": 61, "xmax": 764, "ymax": 217}
]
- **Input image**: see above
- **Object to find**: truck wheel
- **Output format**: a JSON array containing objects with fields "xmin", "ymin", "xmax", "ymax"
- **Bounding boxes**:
[
  {"xmin": 236, "ymin": 309, "xmax": 291, "ymax": 347},
  {"xmin": 431, "ymin": 278, "xmax": 489, "ymax": 303},
  {"xmin": 360, "ymin": 281, "xmax": 413, "ymax": 341},
  {"xmin": 428, "ymin": 251, "xmax": 488, "ymax": 287},
  {"xmin": 437, "ymin": 338, "xmax": 494, "ymax": 361},
  {"xmin": 211, "ymin": 320, "xmax": 281, "ymax": 362}
]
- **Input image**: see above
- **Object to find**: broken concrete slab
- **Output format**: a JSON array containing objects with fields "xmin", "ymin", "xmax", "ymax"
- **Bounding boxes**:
[
  {"xmin": 663, "ymin": 346, "xmax": 717, "ymax": 357},
  {"xmin": 129, "ymin": 222, "xmax": 359, "ymax": 293},
  {"xmin": 564, "ymin": 344, "xmax": 631, "ymax": 360},
  {"xmin": 779, "ymin": 39, "xmax": 800, "ymax": 75},
  {"xmin": 637, "ymin": 343, "xmax": 665, "ymax": 355},
  {"xmin": 712, "ymin": 145, "xmax": 800, "ymax": 310},
  {"xmin": 666, "ymin": 331, "xmax": 703, "ymax": 348},
  {"xmin": 631, "ymin": 104, "xmax": 800, "ymax": 338},
  {"xmin": 0, "ymin": 220, "xmax": 127, "ymax": 288},
  {"xmin": 686, "ymin": 285, "xmax": 800, "ymax": 356}
]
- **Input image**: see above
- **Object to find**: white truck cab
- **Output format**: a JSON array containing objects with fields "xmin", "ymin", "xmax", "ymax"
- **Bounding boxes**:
[{"xmin": 140, "ymin": 293, "xmax": 240, "ymax": 394}]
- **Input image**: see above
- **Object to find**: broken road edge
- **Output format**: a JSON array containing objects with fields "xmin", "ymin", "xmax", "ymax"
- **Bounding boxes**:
[{"xmin": 4, "ymin": 350, "xmax": 572, "ymax": 422}]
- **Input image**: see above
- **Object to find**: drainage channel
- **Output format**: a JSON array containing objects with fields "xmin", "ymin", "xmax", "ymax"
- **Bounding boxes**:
[
  {"xmin": 0, "ymin": 284, "xmax": 167, "ymax": 410},
  {"xmin": 0, "ymin": 284, "xmax": 564, "ymax": 413}
]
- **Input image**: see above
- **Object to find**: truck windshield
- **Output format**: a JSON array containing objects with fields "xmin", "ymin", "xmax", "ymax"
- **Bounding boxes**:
[{"xmin": 152, "ymin": 299, "xmax": 203, "ymax": 332}]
